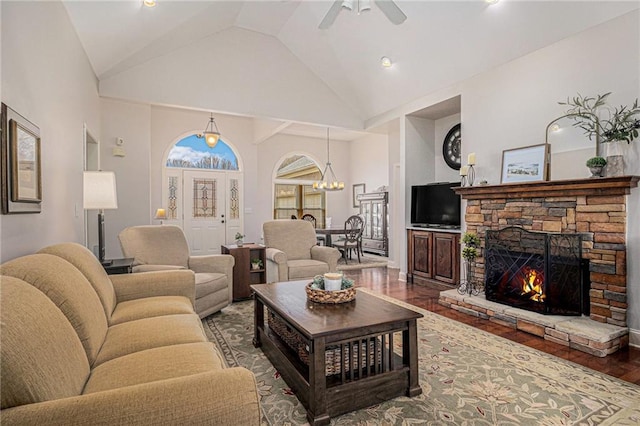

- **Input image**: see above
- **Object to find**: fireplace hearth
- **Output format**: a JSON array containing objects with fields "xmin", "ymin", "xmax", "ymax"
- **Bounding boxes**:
[{"xmin": 485, "ymin": 227, "xmax": 585, "ymax": 316}]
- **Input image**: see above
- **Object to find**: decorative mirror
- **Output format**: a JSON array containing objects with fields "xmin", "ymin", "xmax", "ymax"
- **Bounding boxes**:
[{"xmin": 546, "ymin": 114, "xmax": 597, "ymax": 180}]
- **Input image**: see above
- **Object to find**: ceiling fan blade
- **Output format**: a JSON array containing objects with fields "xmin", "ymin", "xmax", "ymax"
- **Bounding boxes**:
[
  {"xmin": 319, "ymin": 1, "xmax": 343, "ymax": 29},
  {"xmin": 375, "ymin": 0, "xmax": 407, "ymax": 25}
]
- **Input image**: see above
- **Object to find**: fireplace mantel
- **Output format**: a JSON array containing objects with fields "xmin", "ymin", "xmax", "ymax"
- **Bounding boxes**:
[{"xmin": 455, "ymin": 176, "xmax": 639, "ymax": 200}]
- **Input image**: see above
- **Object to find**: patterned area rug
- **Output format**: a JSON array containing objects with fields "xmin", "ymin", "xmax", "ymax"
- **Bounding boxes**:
[{"xmin": 202, "ymin": 289, "xmax": 640, "ymax": 425}]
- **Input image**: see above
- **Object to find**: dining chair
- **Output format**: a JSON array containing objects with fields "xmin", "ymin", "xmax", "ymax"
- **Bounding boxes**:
[
  {"xmin": 332, "ymin": 215, "xmax": 364, "ymax": 264},
  {"xmin": 301, "ymin": 213, "xmax": 326, "ymax": 245}
]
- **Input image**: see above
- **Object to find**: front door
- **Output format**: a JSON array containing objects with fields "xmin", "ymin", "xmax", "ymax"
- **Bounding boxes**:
[{"xmin": 183, "ymin": 170, "xmax": 226, "ymax": 255}]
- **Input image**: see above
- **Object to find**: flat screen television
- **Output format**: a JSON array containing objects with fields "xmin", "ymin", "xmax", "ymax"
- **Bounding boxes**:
[{"xmin": 411, "ymin": 182, "xmax": 461, "ymax": 228}]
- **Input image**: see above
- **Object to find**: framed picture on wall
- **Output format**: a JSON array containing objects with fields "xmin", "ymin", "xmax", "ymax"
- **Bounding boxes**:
[
  {"xmin": 500, "ymin": 144, "xmax": 550, "ymax": 184},
  {"xmin": 1, "ymin": 103, "xmax": 42, "ymax": 214},
  {"xmin": 353, "ymin": 183, "xmax": 365, "ymax": 208}
]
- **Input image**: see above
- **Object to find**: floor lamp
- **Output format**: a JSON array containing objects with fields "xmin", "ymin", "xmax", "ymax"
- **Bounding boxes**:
[{"xmin": 83, "ymin": 171, "xmax": 118, "ymax": 266}]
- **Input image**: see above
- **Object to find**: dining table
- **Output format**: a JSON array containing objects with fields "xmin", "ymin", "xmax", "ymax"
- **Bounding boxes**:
[{"xmin": 314, "ymin": 227, "xmax": 347, "ymax": 247}]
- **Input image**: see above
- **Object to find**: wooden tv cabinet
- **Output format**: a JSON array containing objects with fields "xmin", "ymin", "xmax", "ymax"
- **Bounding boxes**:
[{"xmin": 407, "ymin": 227, "xmax": 460, "ymax": 287}]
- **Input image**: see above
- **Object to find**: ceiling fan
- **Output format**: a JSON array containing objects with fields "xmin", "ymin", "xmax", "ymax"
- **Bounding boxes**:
[{"xmin": 319, "ymin": 0, "xmax": 407, "ymax": 29}]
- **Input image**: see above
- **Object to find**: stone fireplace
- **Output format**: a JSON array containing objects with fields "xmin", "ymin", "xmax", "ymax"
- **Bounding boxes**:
[
  {"xmin": 484, "ymin": 227, "xmax": 586, "ymax": 316},
  {"xmin": 440, "ymin": 176, "xmax": 639, "ymax": 356}
]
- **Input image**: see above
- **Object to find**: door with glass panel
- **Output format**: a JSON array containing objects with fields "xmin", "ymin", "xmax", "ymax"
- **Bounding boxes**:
[{"xmin": 183, "ymin": 170, "xmax": 226, "ymax": 255}]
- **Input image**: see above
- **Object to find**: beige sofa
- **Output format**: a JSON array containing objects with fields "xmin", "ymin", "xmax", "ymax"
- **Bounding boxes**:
[
  {"xmin": 263, "ymin": 220, "xmax": 341, "ymax": 282},
  {"xmin": 119, "ymin": 225, "xmax": 234, "ymax": 318},
  {"xmin": 0, "ymin": 243, "xmax": 260, "ymax": 425}
]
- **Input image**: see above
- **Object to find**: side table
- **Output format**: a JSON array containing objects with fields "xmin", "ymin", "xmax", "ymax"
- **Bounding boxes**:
[
  {"xmin": 221, "ymin": 243, "xmax": 266, "ymax": 300},
  {"xmin": 103, "ymin": 258, "xmax": 134, "ymax": 275}
]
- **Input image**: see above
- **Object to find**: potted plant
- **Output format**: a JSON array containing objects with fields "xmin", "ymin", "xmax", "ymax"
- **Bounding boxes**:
[
  {"xmin": 560, "ymin": 93, "xmax": 640, "ymax": 176},
  {"xmin": 459, "ymin": 232, "xmax": 481, "ymax": 295},
  {"xmin": 251, "ymin": 258, "xmax": 263, "ymax": 270},
  {"xmin": 235, "ymin": 232, "xmax": 245, "ymax": 246},
  {"xmin": 586, "ymin": 156, "xmax": 607, "ymax": 178}
]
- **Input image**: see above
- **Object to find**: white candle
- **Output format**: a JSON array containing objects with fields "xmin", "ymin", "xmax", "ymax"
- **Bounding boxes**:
[
  {"xmin": 467, "ymin": 152, "xmax": 476, "ymax": 165},
  {"xmin": 460, "ymin": 165, "xmax": 469, "ymax": 176}
]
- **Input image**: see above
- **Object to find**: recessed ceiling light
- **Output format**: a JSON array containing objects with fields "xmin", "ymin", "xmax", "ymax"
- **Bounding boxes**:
[
  {"xmin": 143, "ymin": 0, "xmax": 156, "ymax": 8},
  {"xmin": 485, "ymin": 0, "xmax": 500, "ymax": 4},
  {"xmin": 381, "ymin": 56, "xmax": 392, "ymax": 68}
]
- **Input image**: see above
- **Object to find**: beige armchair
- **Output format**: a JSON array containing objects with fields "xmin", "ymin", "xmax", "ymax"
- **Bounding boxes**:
[
  {"xmin": 119, "ymin": 225, "xmax": 234, "ymax": 318},
  {"xmin": 263, "ymin": 220, "xmax": 341, "ymax": 282}
]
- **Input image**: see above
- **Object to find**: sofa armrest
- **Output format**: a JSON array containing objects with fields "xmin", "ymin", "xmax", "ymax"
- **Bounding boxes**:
[
  {"xmin": 188, "ymin": 254, "xmax": 234, "ymax": 276},
  {"xmin": 311, "ymin": 245, "xmax": 341, "ymax": 272},
  {"xmin": 110, "ymin": 270, "xmax": 196, "ymax": 307},
  {"xmin": 0, "ymin": 368, "xmax": 260, "ymax": 426},
  {"xmin": 265, "ymin": 248, "xmax": 288, "ymax": 282}
]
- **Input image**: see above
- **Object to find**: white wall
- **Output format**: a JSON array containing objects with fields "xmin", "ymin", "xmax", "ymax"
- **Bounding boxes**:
[
  {"xmin": 99, "ymin": 26, "xmax": 363, "ymax": 130},
  {"xmin": 100, "ymin": 99, "xmax": 151, "ymax": 258},
  {"xmin": 348, "ymin": 133, "xmax": 389, "ymax": 216},
  {"xmin": 0, "ymin": 1, "xmax": 100, "ymax": 262}
]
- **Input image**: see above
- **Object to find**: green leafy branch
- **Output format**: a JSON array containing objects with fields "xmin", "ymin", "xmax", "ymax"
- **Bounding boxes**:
[{"xmin": 559, "ymin": 93, "xmax": 640, "ymax": 143}]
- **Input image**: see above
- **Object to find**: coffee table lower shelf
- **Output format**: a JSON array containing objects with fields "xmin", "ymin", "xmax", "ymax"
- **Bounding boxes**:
[{"xmin": 256, "ymin": 326, "xmax": 412, "ymax": 425}]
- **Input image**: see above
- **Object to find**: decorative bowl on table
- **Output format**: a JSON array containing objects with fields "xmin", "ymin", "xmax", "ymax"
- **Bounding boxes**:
[{"xmin": 306, "ymin": 275, "xmax": 356, "ymax": 304}]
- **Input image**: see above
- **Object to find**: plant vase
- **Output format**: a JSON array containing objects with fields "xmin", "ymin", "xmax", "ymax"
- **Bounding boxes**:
[
  {"xmin": 236, "ymin": 240, "xmax": 243, "ymax": 247},
  {"xmin": 251, "ymin": 263, "xmax": 260, "ymax": 270},
  {"xmin": 589, "ymin": 166, "xmax": 604, "ymax": 178},
  {"xmin": 604, "ymin": 140, "xmax": 626, "ymax": 177}
]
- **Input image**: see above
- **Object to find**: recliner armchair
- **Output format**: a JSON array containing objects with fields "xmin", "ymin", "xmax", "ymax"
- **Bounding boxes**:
[
  {"xmin": 263, "ymin": 220, "xmax": 340, "ymax": 282},
  {"xmin": 118, "ymin": 225, "xmax": 234, "ymax": 318}
]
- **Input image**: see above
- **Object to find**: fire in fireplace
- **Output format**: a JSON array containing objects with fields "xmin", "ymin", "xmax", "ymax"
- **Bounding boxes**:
[{"xmin": 484, "ymin": 227, "xmax": 586, "ymax": 316}]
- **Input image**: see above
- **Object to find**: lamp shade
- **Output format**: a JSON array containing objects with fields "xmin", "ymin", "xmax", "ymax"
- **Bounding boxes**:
[
  {"xmin": 154, "ymin": 208, "xmax": 167, "ymax": 220},
  {"xmin": 83, "ymin": 171, "xmax": 118, "ymax": 210}
]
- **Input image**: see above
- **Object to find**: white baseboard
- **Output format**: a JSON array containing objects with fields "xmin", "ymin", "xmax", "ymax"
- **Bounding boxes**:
[
  {"xmin": 399, "ymin": 271, "xmax": 406, "ymax": 282},
  {"xmin": 629, "ymin": 328, "xmax": 640, "ymax": 348}
]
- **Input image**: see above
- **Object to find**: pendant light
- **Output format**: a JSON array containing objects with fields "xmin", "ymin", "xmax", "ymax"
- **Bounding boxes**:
[
  {"xmin": 313, "ymin": 128, "xmax": 345, "ymax": 192},
  {"xmin": 197, "ymin": 113, "xmax": 221, "ymax": 148}
]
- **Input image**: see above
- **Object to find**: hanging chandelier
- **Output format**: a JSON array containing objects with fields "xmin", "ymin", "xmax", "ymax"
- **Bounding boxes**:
[
  {"xmin": 313, "ymin": 128, "xmax": 344, "ymax": 192},
  {"xmin": 196, "ymin": 113, "xmax": 221, "ymax": 148}
]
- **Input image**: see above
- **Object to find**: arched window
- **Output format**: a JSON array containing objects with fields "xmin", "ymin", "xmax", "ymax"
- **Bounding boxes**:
[
  {"xmin": 273, "ymin": 154, "xmax": 325, "ymax": 227},
  {"xmin": 166, "ymin": 134, "xmax": 239, "ymax": 170}
]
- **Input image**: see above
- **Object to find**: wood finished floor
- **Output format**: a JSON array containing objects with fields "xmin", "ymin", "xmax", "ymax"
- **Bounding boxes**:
[{"xmin": 343, "ymin": 266, "xmax": 640, "ymax": 385}]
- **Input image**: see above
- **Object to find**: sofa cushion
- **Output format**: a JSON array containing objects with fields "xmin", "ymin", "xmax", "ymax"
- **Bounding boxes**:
[
  {"xmin": 94, "ymin": 314, "xmax": 207, "ymax": 366},
  {"xmin": 38, "ymin": 243, "xmax": 117, "ymax": 320},
  {"xmin": 1, "ymin": 277, "xmax": 90, "ymax": 409},
  {"xmin": 288, "ymin": 259, "xmax": 330, "ymax": 280},
  {"xmin": 195, "ymin": 272, "xmax": 227, "ymax": 298},
  {"xmin": 119, "ymin": 225, "xmax": 190, "ymax": 268},
  {"xmin": 109, "ymin": 296, "xmax": 195, "ymax": 325},
  {"xmin": 0, "ymin": 254, "xmax": 108, "ymax": 366},
  {"xmin": 84, "ymin": 342, "xmax": 224, "ymax": 394}
]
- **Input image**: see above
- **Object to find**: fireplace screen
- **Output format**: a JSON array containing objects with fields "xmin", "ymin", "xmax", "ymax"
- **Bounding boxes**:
[{"xmin": 485, "ymin": 227, "xmax": 584, "ymax": 315}]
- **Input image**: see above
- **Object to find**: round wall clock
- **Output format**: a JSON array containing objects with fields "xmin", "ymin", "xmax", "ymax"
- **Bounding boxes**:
[{"xmin": 443, "ymin": 123, "xmax": 461, "ymax": 170}]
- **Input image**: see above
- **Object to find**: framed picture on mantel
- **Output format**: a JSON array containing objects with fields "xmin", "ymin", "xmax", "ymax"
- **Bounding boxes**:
[{"xmin": 501, "ymin": 144, "xmax": 550, "ymax": 184}]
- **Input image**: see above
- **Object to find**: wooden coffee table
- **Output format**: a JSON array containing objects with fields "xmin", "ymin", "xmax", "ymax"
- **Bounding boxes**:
[{"xmin": 251, "ymin": 281, "xmax": 423, "ymax": 425}]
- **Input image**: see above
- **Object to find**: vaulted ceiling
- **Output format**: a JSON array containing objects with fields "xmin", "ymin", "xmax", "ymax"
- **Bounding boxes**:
[{"xmin": 63, "ymin": 0, "xmax": 639, "ymax": 135}]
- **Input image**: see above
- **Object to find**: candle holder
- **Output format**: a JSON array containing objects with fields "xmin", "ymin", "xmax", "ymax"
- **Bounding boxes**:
[
  {"xmin": 467, "ymin": 164, "xmax": 475, "ymax": 186},
  {"xmin": 460, "ymin": 175, "xmax": 467, "ymax": 187}
]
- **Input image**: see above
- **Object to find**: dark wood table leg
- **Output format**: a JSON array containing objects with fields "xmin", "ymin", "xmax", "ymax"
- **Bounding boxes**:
[
  {"xmin": 252, "ymin": 296, "xmax": 264, "ymax": 348},
  {"xmin": 307, "ymin": 337, "xmax": 330, "ymax": 426},
  {"xmin": 404, "ymin": 320, "xmax": 422, "ymax": 397}
]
